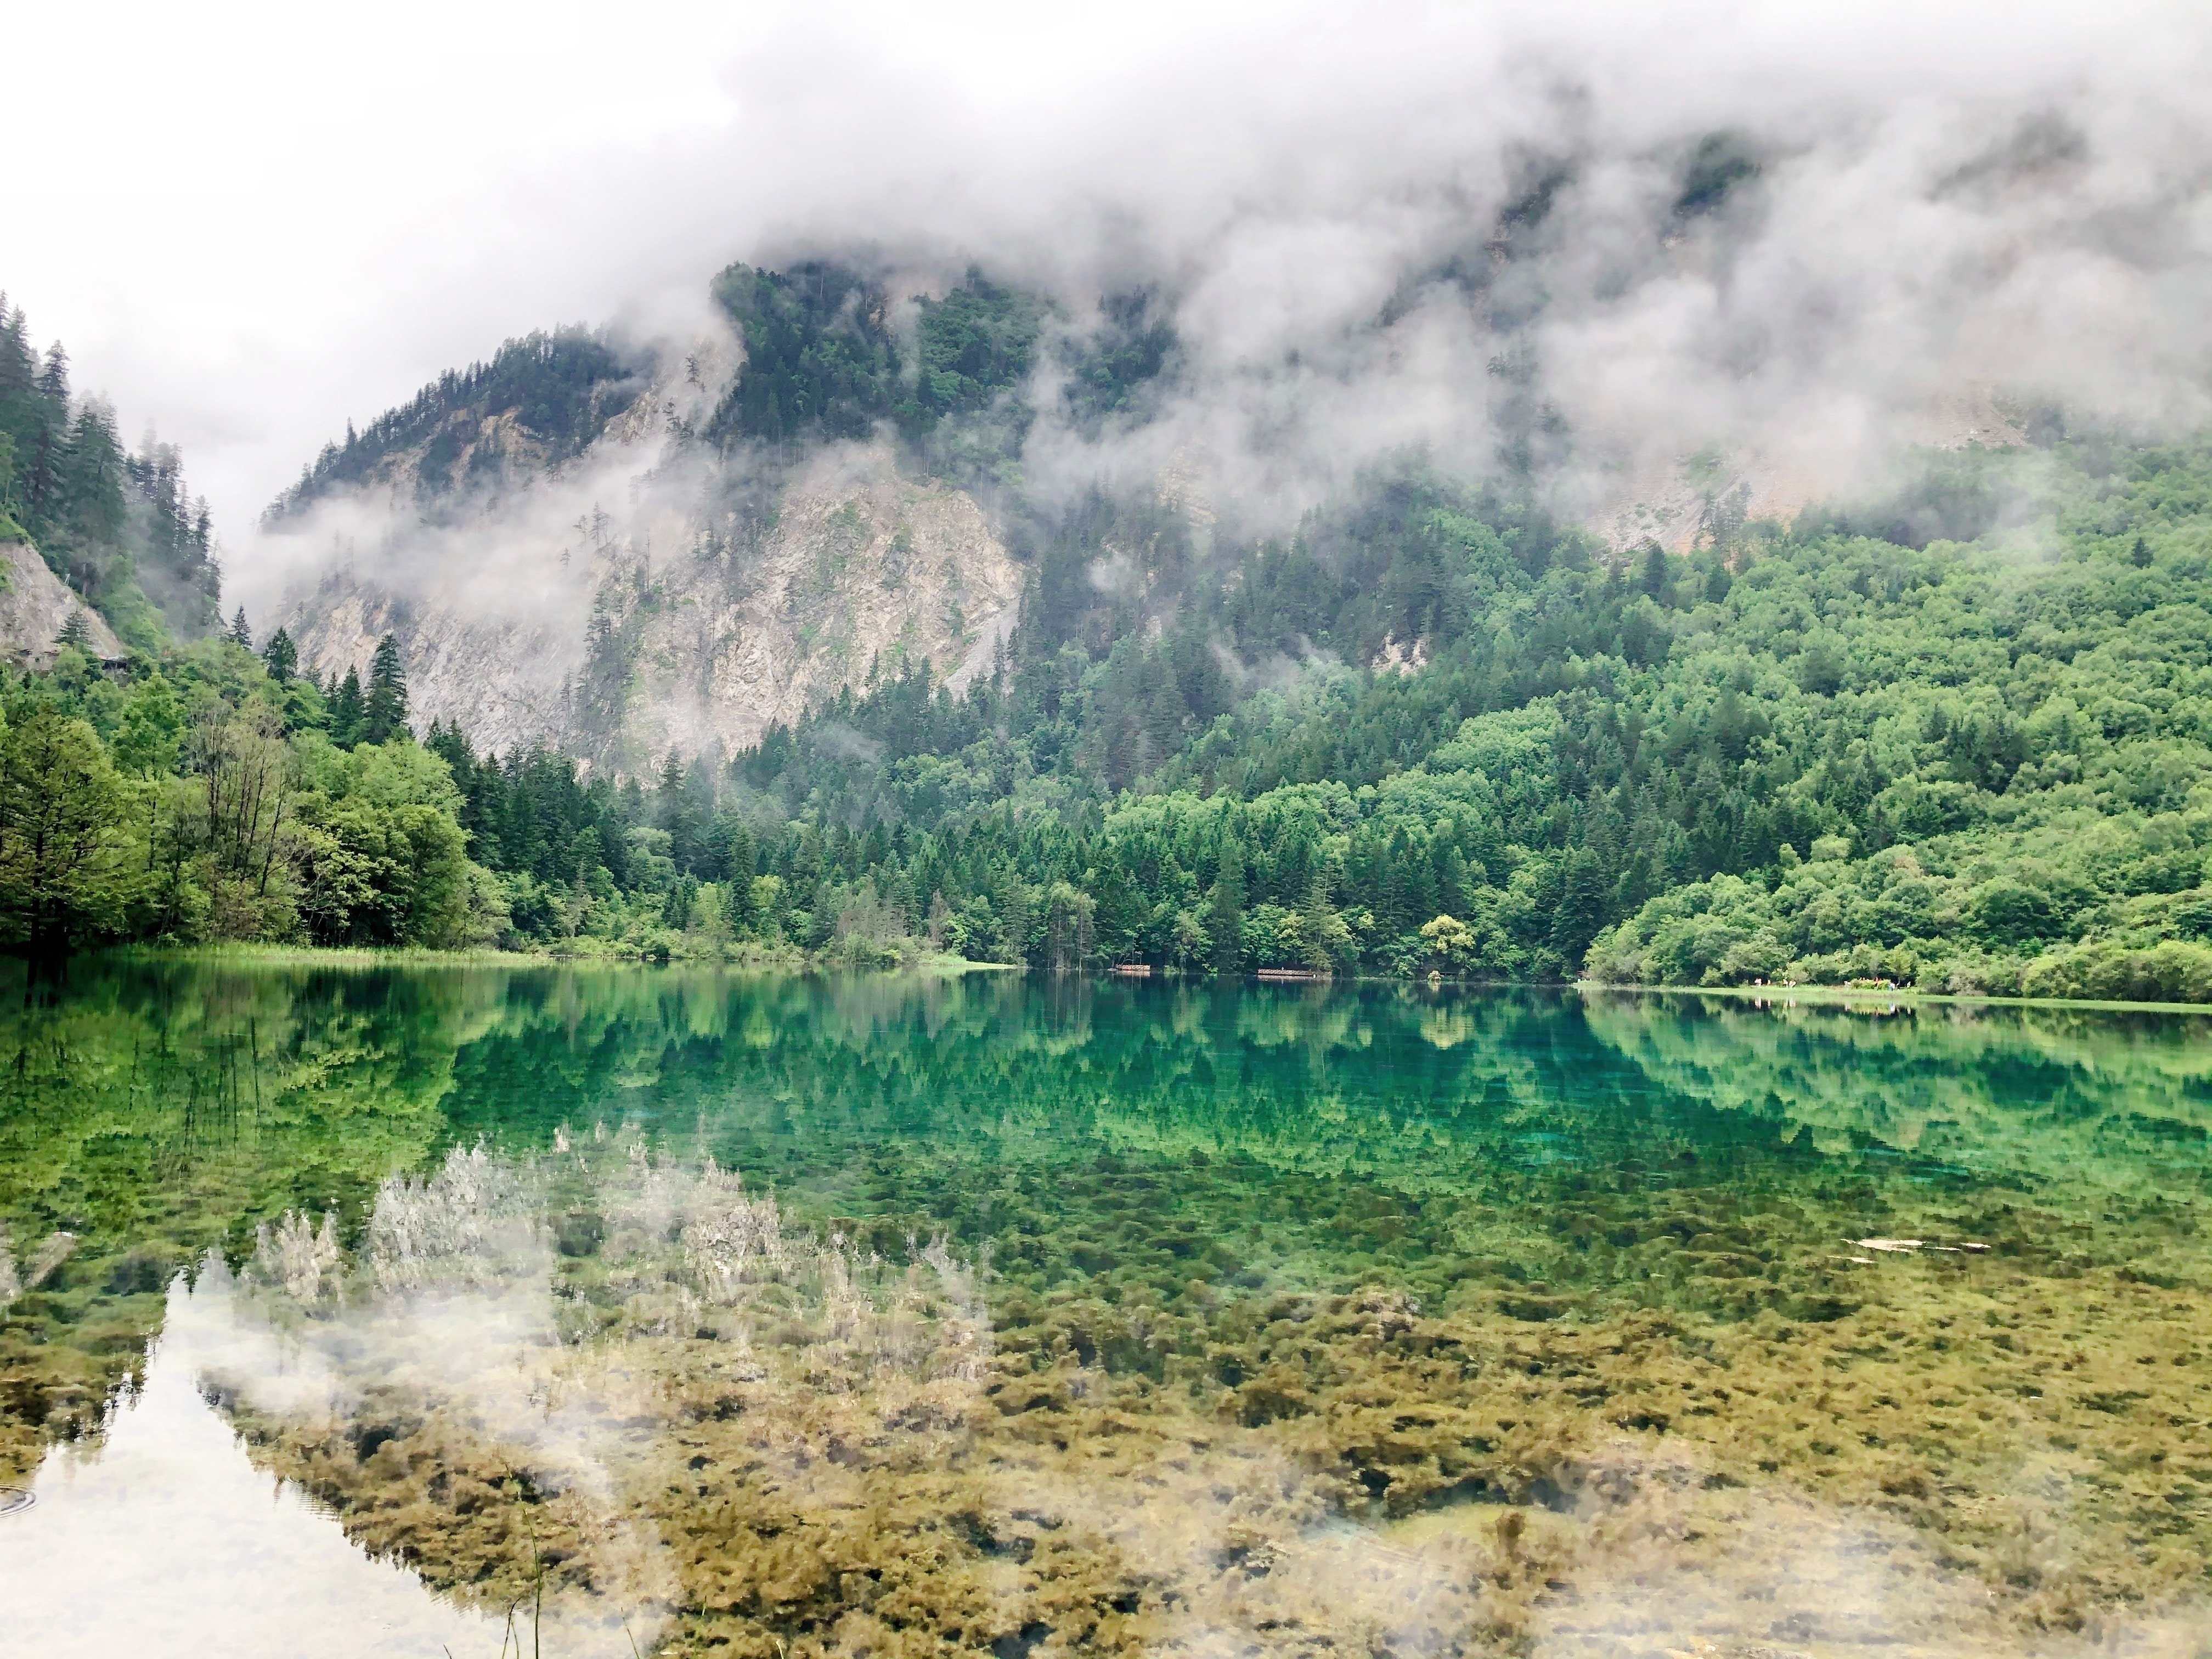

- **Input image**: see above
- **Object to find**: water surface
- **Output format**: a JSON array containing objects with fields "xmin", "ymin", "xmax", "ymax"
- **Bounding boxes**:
[{"xmin": 2, "ymin": 962, "xmax": 2208, "ymax": 1657}]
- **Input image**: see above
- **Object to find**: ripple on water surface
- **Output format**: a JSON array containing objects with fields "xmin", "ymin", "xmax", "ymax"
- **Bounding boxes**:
[{"xmin": 2, "ymin": 962, "xmax": 2210, "ymax": 1658}]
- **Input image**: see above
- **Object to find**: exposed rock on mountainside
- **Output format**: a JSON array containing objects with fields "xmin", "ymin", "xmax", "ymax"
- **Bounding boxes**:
[
  {"xmin": 0, "ymin": 541, "xmax": 128, "ymax": 665},
  {"xmin": 1586, "ymin": 389, "xmax": 2032, "ymax": 554},
  {"xmin": 257, "ymin": 243, "xmax": 2053, "ymax": 778},
  {"xmin": 276, "ymin": 440, "xmax": 1019, "ymax": 771},
  {"xmin": 281, "ymin": 566, "xmax": 582, "ymax": 758},
  {"xmin": 589, "ymin": 447, "xmax": 1022, "ymax": 763}
]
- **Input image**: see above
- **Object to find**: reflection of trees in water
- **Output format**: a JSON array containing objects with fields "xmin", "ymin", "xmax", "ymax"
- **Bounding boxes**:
[
  {"xmin": 0, "ymin": 959, "xmax": 474, "ymax": 1474},
  {"xmin": 3, "ymin": 962, "xmax": 2210, "ymax": 1653},
  {"xmin": 1579, "ymin": 989, "xmax": 2212, "ymax": 1181}
]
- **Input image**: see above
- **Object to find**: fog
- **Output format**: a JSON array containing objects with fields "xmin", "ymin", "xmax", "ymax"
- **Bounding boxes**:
[{"xmin": 6, "ymin": 0, "xmax": 2208, "ymax": 599}]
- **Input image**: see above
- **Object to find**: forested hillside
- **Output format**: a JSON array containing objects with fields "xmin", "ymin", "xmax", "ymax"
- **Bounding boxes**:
[
  {"xmin": 676, "ymin": 427, "xmax": 2212, "ymax": 1001},
  {"xmin": 263, "ymin": 327, "xmax": 643, "ymax": 521},
  {"xmin": 0, "ymin": 296, "xmax": 222, "ymax": 644},
  {"xmin": 15, "ymin": 261, "xmax": 2212, "ymax": 1005}
]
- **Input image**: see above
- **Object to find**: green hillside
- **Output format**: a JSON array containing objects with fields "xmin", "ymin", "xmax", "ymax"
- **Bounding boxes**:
[
  {"xmin": 16, "ymin": 259, "xmax": 2212, "ymax": 1003},
  {"xmin": 262, "ymin": 326, "xmax": 643, "ymax": 521},
  {"xmin": 0, "ymin": 295, "xmax": 222, "ymax": 644},
  {"xmin": 709, "ymin": 429, "xmax": 2212, "ymax": 998}
]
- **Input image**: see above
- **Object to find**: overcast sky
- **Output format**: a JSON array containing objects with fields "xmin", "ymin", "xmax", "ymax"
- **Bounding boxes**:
[{"xmin": 7, "ymin": 0, "xmax": 2209, "ymax": 571}]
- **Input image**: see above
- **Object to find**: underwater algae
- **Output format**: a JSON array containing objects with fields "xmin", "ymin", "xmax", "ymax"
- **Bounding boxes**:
[
  {"xmin": 202, "ymin": 1140, "xmax": 2212, "ymax": 1659},
  {"xmin": 3, "ymin": 963, "xmax": 2211, "ymax": 1657}
]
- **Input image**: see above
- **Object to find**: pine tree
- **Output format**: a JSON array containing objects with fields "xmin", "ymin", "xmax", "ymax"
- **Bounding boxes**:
[
  {"xmin": 704, "ymin": 809, "xmax": 753, "ymax": 884},
  {"xmin": 228, "ymin": 607, "xmax": 252, "ymax": 648},
  {"xmin": 363, "ymin": 633, "xmax": 408, "ymax": 743},
  {"xmin": 332, "ymin": 665, "xmax": 365, "ymax": 747},
  {"xmin": 1209, "ymin": 833, "xmax": 1245, "ymax": 977},
  {"xmin": 658, "ymin": 751, "xmax": 703, "ymax": 873},
  {"xmin": 1549, "ymin": 847, "xmax": 1609, "ymax": 969},
  {"xmin": 261, "ymin": 627, "xmax": 297, "ymax": 684},
  {"xmin": 60, "ymin": 399, "xmax": 129, "ymax": 555},
  {"xmin": 996, "ymin": 870, "xmax": 1033, "ymax": 966}
]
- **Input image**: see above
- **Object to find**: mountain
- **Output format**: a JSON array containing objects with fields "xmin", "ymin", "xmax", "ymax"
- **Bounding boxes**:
[
  {"xmin": 0, "ymin": 295, "xmax": 223, "ymax": 652},
  {"xmin": 259, "ymin": 266, "xmax": 1061, "ymax": 771},
  {"xmin": 0, "ymin": 540, "xmax": 127, "ymax": 667},
  {"xmin": 238, "ymin": 247, "xmax": 2212, "ymax": 998}
]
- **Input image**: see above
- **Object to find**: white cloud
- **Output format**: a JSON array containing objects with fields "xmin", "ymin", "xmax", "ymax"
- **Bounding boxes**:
[{"xmin": 4, "ymin": 0, "xmax": 2207, "ymax": 586}]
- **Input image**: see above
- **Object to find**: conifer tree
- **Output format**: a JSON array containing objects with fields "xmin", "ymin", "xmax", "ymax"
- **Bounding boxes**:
[
  {"xmin": 1209, "ymin": 833, "xmax": 1245, "ymax": 976},
  {"xmin": 331, "ymin": 665, "xmax": 365, "ymax": 747},
  {"xmin": 363, "ymin": 633, "xmax": 408, "ymax": 743},
  {"xmin": 228, "ymin": 607, "xmax": 252, "ymax": 648},
  {"xmin": 658, "ymin": 751, "xmax": 704, "ymax": 873},
  {"xmin": 261, "ymin": 627, "xmax": 297, "ymax": 684}
]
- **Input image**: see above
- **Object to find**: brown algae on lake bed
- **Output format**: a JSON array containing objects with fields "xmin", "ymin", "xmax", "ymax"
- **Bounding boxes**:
[
  {"xmin": 199, "ymin": 1136, "xmax": 2211, "ymax": 1659},
  {"xmin": 3, "ymin": 964, "xmax": 2212, "ymax": 1657}
]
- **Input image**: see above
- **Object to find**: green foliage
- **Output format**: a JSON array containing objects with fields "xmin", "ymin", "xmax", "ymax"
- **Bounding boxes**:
[
  {"xmin": 261, "ymin": 627, "xmax": 298, "ymax": 684},
  {"xmin": 0, "ymin": 634, "xmax": 500, "ymax": 955},
  {"xmin": 0, "ymin": 294, "xmax": 218, "ymax": 640},
  {"xmin": 266, "ymin": 328, "xmax": 640, "ymax": 520},
  {"xmin": 698, "ymin": 432, "xmax": 2212, "ymax": 1000},
  {"xmin": 291, "ymin": 738, "xmax": 483, "ymax": 947},
  {"xmin": 0, "ymin": 707, "xmax": 135, "ymax": 949},
  {"xmin": 706, "ymin": 261, "xmax": 1047, "ymax": 482},
  {"xmin": 708, "ymin": 262, "xmax": 901, "ymax": 448},
  {"xmin": 363, "ymin": 632, "xmax": 408, "ymax": 744},
  {"xmin": 1058, "ymin": 290, "xmax": 1177, "ymax": 436}
]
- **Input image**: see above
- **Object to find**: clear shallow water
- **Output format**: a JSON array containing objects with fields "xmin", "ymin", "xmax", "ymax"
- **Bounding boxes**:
[{"xmin": 1, "ymin": 962, "xmax": 2209, "ymax": 1658}]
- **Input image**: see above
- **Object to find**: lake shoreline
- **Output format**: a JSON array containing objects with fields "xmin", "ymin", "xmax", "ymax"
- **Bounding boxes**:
[
  {"xmin": 1574, "ymin": 975, "xmax": 2212, "ymax": 1016},
  {"xmin": 72, "ymin": 943, "xmax": 2212, "ymax": 1012},
  {"xmin": 92, "ymin": 941, "xmax": 1013, "ymax": 975}
]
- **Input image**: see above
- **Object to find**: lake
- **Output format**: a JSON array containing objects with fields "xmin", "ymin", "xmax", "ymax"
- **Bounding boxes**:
[{"xmin": 1, "ymin": 961, "xmax": 2208, "ymax": 1658}]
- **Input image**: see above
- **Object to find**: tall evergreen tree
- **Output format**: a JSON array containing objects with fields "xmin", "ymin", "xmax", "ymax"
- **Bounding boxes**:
[
  {"xmin": 228, "ymin": 607, "xmax": 252, "ymax": 648},
  {"xmin": 363, "ymin": 633, "xmax": 408, "ymax": 743},
  {"xmin": 1209, "ymin": 833, "xmax": 1245, "ymax": 976},
  {"xmin": 331, "ymin": 665, "xmax": 365, "ymax": 747},
  {"xmin": 1550, "ymin": 847, "xmax": 1609, "ymax": 965},
  {"xmin": 261, "ymin": 627, "xmax": 297, "ymax": 684}
]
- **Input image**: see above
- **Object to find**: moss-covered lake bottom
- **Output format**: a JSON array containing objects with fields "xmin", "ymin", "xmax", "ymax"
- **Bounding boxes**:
[{"xmin": 2, "ymin": 963, "xmax": 2209, "ymax": 1658}]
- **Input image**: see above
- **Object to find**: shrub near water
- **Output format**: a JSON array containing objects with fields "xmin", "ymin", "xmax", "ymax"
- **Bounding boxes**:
[{"xmin": 2018, "ymin": 938, "xmax": 2212, "ymax": 1002}]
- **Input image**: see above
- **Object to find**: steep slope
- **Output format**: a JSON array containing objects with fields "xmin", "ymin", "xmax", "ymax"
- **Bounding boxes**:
[
  {"xmin": 0, "ymin": 540, "xmax": 128, "ymax": 664},
  {"xmin": 282, "ymin": 439, "xmax": 1019, "ymax": 767},
  {"xmin": 574, "ymin": 447, "xmax": 1020, "ymax": 760},
  {"xmin": 263, "ymin": 328, "xmax": 644, "ymax": 522},
  {"xmin": 1, "ymin": 294, "xmax": 222, "ymax": 646},
  {"xmin": 267, "ymin": 334, "xmax": 1024, "ymax": 769},
  {"xmin": 260, "ymin": 263, "xmax": 1063, "ymax": 772}
]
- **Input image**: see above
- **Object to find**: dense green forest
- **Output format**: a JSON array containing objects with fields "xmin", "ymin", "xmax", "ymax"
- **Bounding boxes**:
[
  {"xmin": 25, "ymin": 415, "xmax": 2208, "ymax": 1007},
  {"xmin": 0, "ymin": 296, "xmax": 222, "ymax": 642},
  {"xmin": 695, "ymin": 427, "xmax": 2212, "ymax": 1002},
  {"xmin": 13, "ymin": 270, "xmax": 2212, "ymax": 1002}
]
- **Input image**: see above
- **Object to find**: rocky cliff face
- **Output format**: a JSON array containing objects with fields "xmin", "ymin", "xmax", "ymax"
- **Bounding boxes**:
[
  {"xmin": 588, "ymin": 448, "xmax": 1020, "ymax": 763},
  {"xmin": 258, "ymin": 252, "xmax": 2028, "ymax": 771},
  {"xmin": 0, "ymin": 541, "xmax": 129, "ymax": 666},
  {"xmin": 268, "ymin": 371, "xmax": 1021, "ymax": 770}
]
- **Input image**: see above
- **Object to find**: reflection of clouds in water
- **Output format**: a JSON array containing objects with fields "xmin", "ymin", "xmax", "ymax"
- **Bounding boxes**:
[
  {"xmin": 366, "ymin": 1141, "xmax": 545, "ymax": 1293},
  {"xmin": 0, "ymin": 1270, "xmax": 496, "ymax": 1659},
  {"xmin": 33, "ymin": 1134, "xmax": 2204, "ymax": 1659},
  {"xmin": 174, "ymin": 1139, "xmax": 1002, "ymax": 1654}
]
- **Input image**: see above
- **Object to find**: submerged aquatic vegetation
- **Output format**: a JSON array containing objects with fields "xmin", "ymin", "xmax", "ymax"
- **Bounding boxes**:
[{"xmin": 1, "ymin": 960, "xmax": 2210, "ymax": 1655}]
